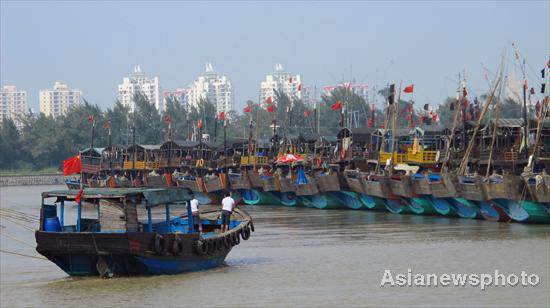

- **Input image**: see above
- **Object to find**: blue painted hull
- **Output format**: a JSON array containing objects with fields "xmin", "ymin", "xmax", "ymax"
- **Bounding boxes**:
[
  {"xmin": 448, "ymin": 198, "xmax": 479, "ymax": 219},
  {"xmin": 330, "ymin": 191, "xmax": 362, "ymax": 209},
  {"xmin": 42, "ymin": 253, "xmax": 229, "ymax": 276},
  {"xmin": 428, "ymin": 197, "xmax": 457, "ymax": 216},
  {"xmin": 478, "ymin": 201, "xmax": 511, "ymax": 222},
  {"xmin": 271, "ymin": 192, "xmax": 298, "ymax": 206},
  {"xmin": 359, "ymin": 195, "xmax": 387, "ymax": 210}
]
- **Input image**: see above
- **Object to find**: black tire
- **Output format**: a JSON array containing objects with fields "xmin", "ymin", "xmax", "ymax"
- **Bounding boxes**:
[
  {"xmin": 194, "ymin": 240, "xmax": 207, "ymax": 255},
  {"xmin": 205, "ymin": 239, "xmax": 214, "ymax": 255},
  {"xmin": 224, "ymin": 235, "xmax": 231, "ymax": 249},
  {"xmin": 154, "ymin": 234, "xmax": 163, "ymax": 254},
  {"xmin": 233, "ymin": 232, "xmax": 240, "ymax": 245},
  {"xmin": 242, "ymin": 226, "xmax": 251, "ymax": 240},
  {"xmin": 162, "ymin": 236, "xmax": 171, "ymax": 255},
  {"xmin": 250, "ymin": 222, "xmax": 255, "ymax": 232},
  {"xmin": 173, "ymin": 238, "xmax": 184, "ymax": 255}
]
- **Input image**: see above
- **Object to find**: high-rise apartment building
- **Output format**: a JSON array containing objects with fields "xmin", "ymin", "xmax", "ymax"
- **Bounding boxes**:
[
  {"xmin": 322, "ymin": 83, "xmax": 369, "ymax": 101},
  {"xmin": 39, "ymin": 82, "xmax": 82, "ymax": 118},
  {"xmin": 118, "ymin": 65, "xmax": 161, "ymax": 112},
  {"xmin": 187, "ymin": 64, "xmax": 233, "ymax": 114},
  {"xmin": 259, "ymin": 64, "xmax": 303, "ymax": 106},
  {"xmin": 0, "ymin": 85, "xmax": 27, "ymax": 126}
]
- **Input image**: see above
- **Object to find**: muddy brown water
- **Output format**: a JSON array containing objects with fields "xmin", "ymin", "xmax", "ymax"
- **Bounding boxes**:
[{"xmin": 1, "ymin": 185, "xmax": 549, "ymax": 307}]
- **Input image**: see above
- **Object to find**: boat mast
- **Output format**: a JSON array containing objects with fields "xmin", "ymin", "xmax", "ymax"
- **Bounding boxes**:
[
  {"xmin": 486, "ymin": 73, "xmax": 506, "ymax": 177},
  {"xmin": 458, "ymin": 66, "xmax": 502, "ymax": 175},
  {"xmin": 441, "ymin": 79, "xmax": 463, "ymax": 171},
  {"xmin": 512, "ymin": 43, "xmax": 530, "ymax": 158}
]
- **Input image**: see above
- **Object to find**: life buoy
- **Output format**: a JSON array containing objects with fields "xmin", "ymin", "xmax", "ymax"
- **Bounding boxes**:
[{"xmin": 172, "ymin": 237, "xmax": 184, "ymax": 255}]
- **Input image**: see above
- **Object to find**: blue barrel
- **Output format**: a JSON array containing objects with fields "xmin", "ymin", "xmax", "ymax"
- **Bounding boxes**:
[{"xmin": 44, "ymin": 216, "xmax": 61, "ymax": 232}]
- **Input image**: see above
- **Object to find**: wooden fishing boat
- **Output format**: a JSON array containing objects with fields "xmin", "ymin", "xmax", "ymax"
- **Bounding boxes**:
[
  {"xmin": 411, "ymin": 173, "xmax": 432, "ymax": 196},
  {"xmin": 261, "ymin": 175, "xmax": 278, "ymax": 192},
  {"xmin": 330, "ymin": 191, "xmax": 363, "ymax": 209},
  {"xmin": 457, "ymin": 175, "xmax": 488, "ymax": 202},
  {"xmin": 522, "ymin": 173, "xmax": 550, "ymax": 203},
  {"xmin": 389, "ymin": 175, "xmax": 416, "ymax": 198},
  {"xmin": 203, "ymin": 174, "xmax": 225, "ymax": 193},
  {"xmin": 274, "ymin": 174, "xmax": 295, "ymax": 193},
  {"xmin": 429, "ymin": 172, "xmax": 459, "ymax": 199},
  {"xmin": 240, "ymin": 189, "xmax": 279, "ymax": 206},
  {"xmin": 483, "ymin": 175, "xmax": 522, "ymax": 201},
  {"xmin": 343, "ymin": 170, "xmax": 368, "ymax": 195},
  {"xmin": 228, "ymin": 172, "xmax": 252, "ymax": 190},
  {"xmin": 315, "ymin": 171, "xmax": 341, "ymax": 192},
  {"xmin": 174, "ymin": 175, "xmax": 202, "ymax": 192},
  {"xmin": 35, "ymin": 188, "xmax": 254, "ymax": 277},
  {"xmin": 246, "ymin": 170, "xmax": 264, "ymax": 189}
]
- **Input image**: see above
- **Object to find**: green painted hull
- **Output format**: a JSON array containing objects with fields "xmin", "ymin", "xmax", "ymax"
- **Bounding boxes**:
[
  {"xmin": 304, "ymin": 194, "xmax": 345, "ymax": 209},
  {"xmin": 519, "ymin": 201, "xmax": 550, "ymax": 224},
  {"xmin": 407, "ymin": 197, "xmax": 438, "ymax": 215},
  {"xmin": 359, "ymin": 195, "xmax": 387, "ymax": 210},
  {"xmin": 331, "ymin": 191, "xmax": 363, "ymax": 210},
  {"xmin": 241, "ymin": 189, "xmax": 280, "ymax": 206}
]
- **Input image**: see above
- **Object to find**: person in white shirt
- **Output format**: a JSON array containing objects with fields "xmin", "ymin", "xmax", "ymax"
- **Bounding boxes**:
[
  {"xmin": 190, "ymin": 196, "xmax": 202, "ymax": 232},
  {"xmin": 221, "ymin": 191, "xmax": 236, "ymax": 233}
]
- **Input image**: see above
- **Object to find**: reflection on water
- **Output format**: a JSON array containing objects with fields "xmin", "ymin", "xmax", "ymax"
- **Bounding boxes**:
[{"xmin": 1, "ymin": 185, "xmax": 549, "ymax": 307}]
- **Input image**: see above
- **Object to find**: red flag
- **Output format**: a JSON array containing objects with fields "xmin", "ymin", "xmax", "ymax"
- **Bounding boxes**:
[
  {"xmin": 404, "ymin": 85, "xmax": 414, "ymax": 93},
  {"xmin": 198, "ymin": 119, "xmax": 203, "ymax": 129},
  {"xmin": 368, "ymin": 119, "xmax": 373, "ymax": 128},
  {"xmin": 103, "ymin": 121, "xmax": 110, "ymax": 129},
  {"xmin": 243, "ymin": 105, "xmax": 251, "ymax": 113},
  {"xmin": 331, "ymin": 101, "xmax": 342, "ymax": 111},
  {"xmin": 298, "ymin": 84, "xmax": 302, "ymax": 91},
  {"xmin": 164, "ymin": 115, "xmax": 171, "ymax": 123},
  {"xmin": 219, "ymin": 111, "xmax": 225, "ymax": 121},
  {"xmin": 75, "ymin": 188, "xmax": 84, "ymax": 205},
  {"xmin": 63, "ymin": 155, "xmax": 81, "ymax": 176},
  {"xmin": 266, "ymin": 96, "xmax": 273, "ymax": 104},
  {"xmin": 267, "ymin": 105, "xmax": 274, "ymax": 113},
  {"xmin": 87, "ymin": 115, "xmax": 94, "ymax": 123},
  {"xmin": 304, "ymin": 110, "xmax": 310, "ymax": 117}
]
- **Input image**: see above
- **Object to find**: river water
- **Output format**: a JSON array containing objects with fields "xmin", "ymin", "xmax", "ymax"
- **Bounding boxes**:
[{"xmin": 1, "ymin": 185, "xmax": 549, "ymax": 307}]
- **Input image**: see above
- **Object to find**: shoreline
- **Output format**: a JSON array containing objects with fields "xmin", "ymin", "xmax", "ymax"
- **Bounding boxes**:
[{"xmin": 0, "ymin": 174, "xmax": 65, "ymax": 187}]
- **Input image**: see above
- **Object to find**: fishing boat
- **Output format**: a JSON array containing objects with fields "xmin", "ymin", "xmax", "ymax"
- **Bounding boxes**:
[{"xmin": 35, "ymin": 188, "xmax": 254, "ymax": 277}]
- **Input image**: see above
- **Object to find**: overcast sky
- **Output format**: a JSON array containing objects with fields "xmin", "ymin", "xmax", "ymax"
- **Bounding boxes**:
[{"xmin": 1, "ymin": 1, "xmax": 548, "ymax": 112}]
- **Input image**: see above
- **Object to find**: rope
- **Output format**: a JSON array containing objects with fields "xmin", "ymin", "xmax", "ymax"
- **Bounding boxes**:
[
  {"xmin": 0, "ymin": 249, "xmax": 47, "ymax": 261},
  {"xmin": 0, "ymin": 231, "xmax": 36, "ymax": 248},
  {"xmin": 0, "ymin": 216, "xmax": 36, "ymax": 232}
]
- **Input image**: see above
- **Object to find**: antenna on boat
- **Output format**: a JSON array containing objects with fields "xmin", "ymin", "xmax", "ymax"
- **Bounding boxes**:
[{"xmin": 511, "ymin": 43, "xmax": 530, "ymax": 158}]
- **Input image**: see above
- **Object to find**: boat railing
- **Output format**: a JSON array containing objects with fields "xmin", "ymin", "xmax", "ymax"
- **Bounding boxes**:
[
  {"xmin": 123, "ymin": 160, "xmax": 146, "ymax": 170},
  {"xmin": 379, "ymin": 151, "xmax": 407, "ymax": 164},
  {"xmin": 240, "ymin": 155, "xmax": 269, "ymax": 165},
  {"xmin": 405, "ymin": 148, "xmax": 439, "ymax": 164}
]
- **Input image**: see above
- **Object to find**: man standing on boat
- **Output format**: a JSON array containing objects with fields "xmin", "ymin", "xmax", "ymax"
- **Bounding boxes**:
[
  {"xmin": 221, "ymin": 191, "xmax": 235, "ymax": 233},
  {"xmin": 190, "ymin": 196, "xmax": 202, "ymax": 232}
]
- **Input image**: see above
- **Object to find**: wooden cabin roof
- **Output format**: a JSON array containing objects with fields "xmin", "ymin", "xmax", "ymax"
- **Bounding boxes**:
[{"xmin": 42, "ymin": 188, "xmax": 193, "ymax": 207}]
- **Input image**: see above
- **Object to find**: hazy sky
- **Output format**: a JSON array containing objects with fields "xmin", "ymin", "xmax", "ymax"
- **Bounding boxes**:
[{"xmin": 1, "ymin": 1, "xmax": 548, "ymax": 112}]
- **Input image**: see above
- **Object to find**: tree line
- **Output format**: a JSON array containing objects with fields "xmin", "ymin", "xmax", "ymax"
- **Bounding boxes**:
[{"xmin": 0, "ymin": 88, "xmax": 525, "ymax": 171}]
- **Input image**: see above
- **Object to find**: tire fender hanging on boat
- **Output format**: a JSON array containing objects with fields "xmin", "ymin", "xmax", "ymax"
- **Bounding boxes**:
[
  {"xmin": 172, "ymin": 237, "xmax": 184, "ymax": 255},
  {"xmin": 153, "ymin": 234, "xmax": 163, "ymax": 254}
]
